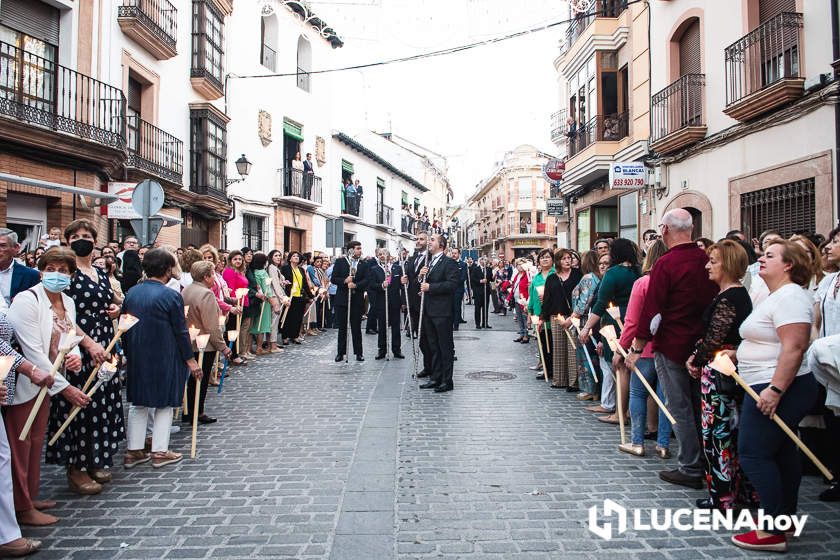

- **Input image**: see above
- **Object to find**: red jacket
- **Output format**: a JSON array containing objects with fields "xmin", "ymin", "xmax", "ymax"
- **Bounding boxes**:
[{"xmin": 507, "ymin": 271, "xmax": 529, "ymax": 306}]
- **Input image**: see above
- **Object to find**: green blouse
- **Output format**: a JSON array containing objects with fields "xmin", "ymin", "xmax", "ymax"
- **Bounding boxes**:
[{"xmin": 526, "ymin": 267, "xmax": 555, "ymax": 318}]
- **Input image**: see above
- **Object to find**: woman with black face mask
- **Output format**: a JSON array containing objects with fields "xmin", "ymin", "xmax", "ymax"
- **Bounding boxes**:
[{"xmin": 45, "ymin": 220, "xmax": 123, "ymax": 496}]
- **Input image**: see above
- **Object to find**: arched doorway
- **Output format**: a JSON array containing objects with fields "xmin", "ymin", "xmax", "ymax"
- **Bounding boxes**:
[
  {"xmin": 685, "ymin": 207, "xmax": 702, "ymax": 240},
  {"xmin": 663, "ymin": 191, "xmax": 712, "ymax": 239}
]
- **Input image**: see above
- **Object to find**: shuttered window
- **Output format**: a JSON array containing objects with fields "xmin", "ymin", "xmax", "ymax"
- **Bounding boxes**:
[
  {"xmin": 0, "ymin": 0, "xmax": 59, "ymax": 45},
  {"xmin": 678, "ymin": 18, "xmax": 701, "ymax": 76},
  {"xmin": 759, "ymin": 0, "xmax": 796, "ymax": 23},
  {"xmin": 739, "ymin": 179, "xmax": 815, "ymax": 239}
]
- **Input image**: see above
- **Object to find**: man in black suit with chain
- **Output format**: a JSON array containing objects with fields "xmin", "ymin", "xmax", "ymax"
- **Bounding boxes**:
[
  {"xmin": 418, "ymin": 234, "xmax": 460, "ymax": 393},
  {"xmin": 469, "ymin": 256, "xmax": 493, "ymax": 329},
  {"xmin": 401, "ymin": 232, "xmax": 432, "ymax": 378},
  {"xmin": 368, "ymin": 248, "xmax": 405, "ymax": 360},
  {"xmin": 331, "ymin": 240, "xmax": 369, "ymax": 362}
]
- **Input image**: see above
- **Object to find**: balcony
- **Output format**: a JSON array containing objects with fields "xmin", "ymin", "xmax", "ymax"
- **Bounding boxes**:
[
  {"xmin": 724, "ymin": 12, "xmax": 804, "ymax": 122},
  {"xmin": 118, "ymin": 0, "xmax": 178, "ymax": 60},
  {"xmin": 275, "ymin": 168, "xmax": 322, "ymax": 208},
  {"xmin": 565, "ymin": 0, "xmax": 628, "ymax": 48},
  {"xmin": 567, "ymin": 113, "xmax": 628, "ymax": 158},
  {"xmin": 126, "ymin": 115, "xmax": 183, "ymax": 183},
  {"xmin": 297, "ymin": 67, "xmax": 310, "ymax": 92},
  {"xmin": 341, "ymin": 192, "xmax": 362, "ymax": 221},
  {"xmin": 550, "ymin": 109, "xmax": 568, "ymax": 146},
  {"xmin": 190, "ymin": 184, "xmax": 227, "ymax": 201},
  {"xmin": 400, "ymin": 213, "xmax": 416, "ymax": 236},
  {"xmin": 0, "ymin": 40, "xmax": 126, "ymax": 174},
  {"xmin": 375, "ymin": 204, "xmax": 394, "ymax": 229},
  {"xmin": 261, "ymin": 44, "xmax": 276, "ymax": 72},
  {"xmin": 650, "ymin": 74, "xmax": 707, "ymax": 155}
]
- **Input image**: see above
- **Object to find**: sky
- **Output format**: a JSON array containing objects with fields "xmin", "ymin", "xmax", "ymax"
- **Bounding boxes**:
[{"xmin": 304, "ymin": 0, "xmax": 567, "ymax": 204}]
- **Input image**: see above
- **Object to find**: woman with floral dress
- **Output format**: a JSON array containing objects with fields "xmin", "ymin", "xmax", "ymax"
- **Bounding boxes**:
[
  {"xmin": 570, "ymin": 251, "xmax": 605, "ymax": 401},
  {"xmin": 47, "ymin": 220, "xmax": 123, "ymax": 495}
]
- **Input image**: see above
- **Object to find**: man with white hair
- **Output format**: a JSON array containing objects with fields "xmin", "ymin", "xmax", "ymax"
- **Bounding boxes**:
[
  {"xmin": 0, "ymin": 229, "xmax": 39, "ymax": 306},
  {"xmin": 625, "ymin": 209, "xmax": 718, "ymax": 490}
]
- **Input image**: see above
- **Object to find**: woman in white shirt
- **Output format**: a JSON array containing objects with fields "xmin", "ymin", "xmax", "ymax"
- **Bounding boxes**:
[{"xmin": 730, "ymin": 240, "xmax": 818, "ymax": 553}]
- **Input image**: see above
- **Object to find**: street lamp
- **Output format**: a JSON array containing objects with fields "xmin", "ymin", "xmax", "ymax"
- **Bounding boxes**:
[{"xmin": 226, "ymin": 154, "xmax": 252, "ymax": 185}]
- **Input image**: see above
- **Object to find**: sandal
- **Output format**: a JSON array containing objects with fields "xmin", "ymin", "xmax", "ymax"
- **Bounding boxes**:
[
  {"xmin": 16, "ymin": 508, "xmax": 58, "ymax": 526},
  {"xmin": 67, "ymin": 467, "xmax": 102, "ymax": 495},
  {"xmin": 0, "ymin": 537, "xmax": 42, "ymax": 557},
  {"xmin": 32, "ymin": 500, "xmax": 56, "ymax": 511},
  {"xmin": 89, "ymin": 468, "xmax": 112, "ymax": 484},
  {"xmin": 152, "ymin": 450, "xmax": 183, "ymax": 468}
]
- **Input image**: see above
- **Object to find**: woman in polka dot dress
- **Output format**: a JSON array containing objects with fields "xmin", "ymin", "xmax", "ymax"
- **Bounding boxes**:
[{"xmin": 46, "ymin": 220, "xmax": 124, "ymax": 495}]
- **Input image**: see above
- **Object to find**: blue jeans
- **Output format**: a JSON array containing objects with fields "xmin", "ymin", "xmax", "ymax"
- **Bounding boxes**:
[
  {"xmin": 514, "ymin": 304, "xmax": 527, "ymax": 337},
  {"xmin": 629, "ymin": 358, "xmax": 672, "ymax": 447},
  {"xmin": 738, "ymin": 373, "xmax": 818, "ymax": 523}
]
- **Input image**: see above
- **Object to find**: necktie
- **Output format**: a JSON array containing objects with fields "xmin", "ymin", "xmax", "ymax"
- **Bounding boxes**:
[{"xmin": 414, "ymin": 253, "xmax": 426, "ymax": 274}]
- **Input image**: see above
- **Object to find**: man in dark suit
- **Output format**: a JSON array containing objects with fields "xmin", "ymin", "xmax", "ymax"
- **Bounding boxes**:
[
  {"xmin": 469, "ymin": 256, "xmax": 493, "ymax": 329},
  {"xmin": 418, "ymin": 234, "xmax": 459, "ymax": 392},
  {"xmin": 0, "ymin": 229, "xmax": 39, "ymax": 306},
  {"xmin": 331, "ymin": 240, "xmax": 369, "ymax": 362},
  {"xmin": 368, "ymin": 248, "xmax": 405, "ymax": 360},
  {"xmin": 302, "ymin": 153, "xmax": 315, "ymax": 199},
  {"xmin": 401, "ymin": 232, "xmax": 432, "ymax": 378},
  {"xmin": 450, "ymin": 247, "xmax": 468, "ymax": 330}
]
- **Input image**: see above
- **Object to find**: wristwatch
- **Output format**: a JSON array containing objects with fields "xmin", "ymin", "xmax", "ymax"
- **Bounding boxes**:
[
  {"xmin": 769, "ymin": 384, "xmax": 784, "ymax": 395},
  {"xmin": 630, "ymin": 346, "xmax": 643, "ymax": 354}
]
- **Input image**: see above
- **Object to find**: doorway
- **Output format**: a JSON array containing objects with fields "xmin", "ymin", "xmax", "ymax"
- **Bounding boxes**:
[
  {"xmin": 284, "ymin": 227, "xmax": 304, "ymax": 253},
  {"xmin": 685, "ymin": 206, "xmax": 702, "ymax": 239}
]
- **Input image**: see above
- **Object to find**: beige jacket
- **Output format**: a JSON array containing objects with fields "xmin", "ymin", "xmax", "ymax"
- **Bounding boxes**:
[{"xmin": 182, "ymin": 282, "xmax": 226, "ymax": 353}]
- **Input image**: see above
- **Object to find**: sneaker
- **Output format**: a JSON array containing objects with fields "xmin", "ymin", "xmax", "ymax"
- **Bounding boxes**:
[
  {"xmin": 731, "ymin": 530, "xmax": 787, "ymax": 552},
  {"xmin": 152, "ymin": 450, "xmax": 183, "ymax": 468},
  {"xmin": 123, "ymin": 450, "xmax": 151, "ymax": 469},
  {"xmin": 659, "ymin": 469, "xmax": 704, "ymax": 489}
]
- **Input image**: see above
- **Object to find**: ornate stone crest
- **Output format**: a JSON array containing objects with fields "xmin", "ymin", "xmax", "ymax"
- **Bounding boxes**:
[
  {"xmin": 258, "ymin": 110, "xmax": 272, "ymax": 147},
  {"xmin": 315, "ymin": 136, "xmax": 326, "ymax": 166}
]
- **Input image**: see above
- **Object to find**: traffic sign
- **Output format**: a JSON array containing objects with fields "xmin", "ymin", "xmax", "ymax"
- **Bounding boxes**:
[
  {"xmin": 129, "ymin": 218, "xmax": 165, "ymax": 246},
  {"xmin": 131, "ymin": 180, "xmax": 164, "ymax": 216}
]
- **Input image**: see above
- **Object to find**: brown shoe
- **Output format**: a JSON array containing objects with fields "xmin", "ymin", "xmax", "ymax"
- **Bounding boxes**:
[
  {"xmin": 655, "ymin": 446, "xmax": 671, "ymax": 459},
  {"xmin": 124, "ymin": 449, "xmax": 151, "ymax": 469},
  {"xmin": 576, "ymin": 392, "xmax": 596, "ymax": 401},
  {"xmin": 152, "ymin": 450, "xmax": 183, "ymax": 468},
  {"xmin": 31, "ymin": 500, "xmax": 56, "ymax": 511},
  {"xmin": 0, "ymin": 537, "xmax": 42, "ymax": 556},
  {"xmin": 17, "ymin": 508, "xmax": 59, "ymax": 526},
  {"xmin": 67, "ymin": 468, "xmax": 102, "ymax": 495},
  {"xmin": 586, "ymin": 405, "xmax": 614, "ymax": 413},
  {"xmin": 618, "ymin": 443, "xmax": 645, "ymax": 456},
  {"xmin": 89, "ymin": 468, "xmax": 112, "ymax": 484}
]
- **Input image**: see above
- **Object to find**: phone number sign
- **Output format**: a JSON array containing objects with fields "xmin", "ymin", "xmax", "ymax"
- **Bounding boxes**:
[{"xmin": 609, "ymin": 162, "xmax": 646, "ymax": 189}]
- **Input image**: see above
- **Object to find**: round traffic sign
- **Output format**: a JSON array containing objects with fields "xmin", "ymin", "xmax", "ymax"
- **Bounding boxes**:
[{"xmin": 131, "ymin": 179, "xmax": 165, "ymax": 217}]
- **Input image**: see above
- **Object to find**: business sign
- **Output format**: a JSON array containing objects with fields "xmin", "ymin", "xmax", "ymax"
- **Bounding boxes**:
[
  {"xmin": 107, "ymin": 182, "xmax": 140, "ymax": 219},
  {"xmin": 609, "ymin": 162, "xmax": 646, "ymax": 189},
  {"xmin": 546, "ymin": 198, "xmax": 565, "ymax": 216},
  {"xmin": 543, "ymin": 159, "xmax": 565, "ymax": 185}
]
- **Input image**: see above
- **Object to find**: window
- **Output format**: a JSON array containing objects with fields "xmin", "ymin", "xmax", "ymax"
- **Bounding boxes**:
[
  {"xmin": 190, "ymin": 109, "xmax": 227, "ymax": 195},
  {"xmin": 0, "ymin": 26, "xmax": 57, "ymax": 114},
  {"xmin": 618, "ymin": 192, "xmax": 638, "ymax": 242},
  {"xmin": 242, "ymin": 214, "xmax": 267, "ymax": 251},
  {"xmin": 191, "ymin": 1, "xmax": 224, "ymax": 90},
  {"xmin": 577, "ymin": 208, "xmax": 590, "ymax": 251},
  {"xmin": 260, "ymin": 15, "xmax": 277, "ymax": 71},
  {"xmin": 518, "ymin": 178, "xmax": 531, "ymax": 200},
  {"xmin": 297, "ymin": 35, "xmax": 311, "ymax": 92},
  {"xmin": 740, "ymin": 179, "xmax": 815, "ymax": 239}
]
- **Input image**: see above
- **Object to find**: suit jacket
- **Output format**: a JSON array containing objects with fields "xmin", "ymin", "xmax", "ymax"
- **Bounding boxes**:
[
  {"xmin": 422, "ymin": 254, "xmax": 459, "ymax": 318},
  {"xmin": 469, "ymin": 264, "xmax": 493, "ymax": 290},
  {"xmin": 10, "ymin": 261, "xmax": 39, "ymax": 302},
  {"xmin": 303, "ymin": 159, "xmax": 314, "ymax": 174},
  {"xmin": 404, "ymin": 251, "xmax": 427, "ymax": 311},
  {"xmin": 455, "ymin": 261, "xmax": 468, "ymax": 294},
  {"xmin": 6, "ymin": 283, "xmax": 77, "ymax": 404},
  {"xmin": 330, "ymin": 256, "xmax": 369, "ymax": 306}
]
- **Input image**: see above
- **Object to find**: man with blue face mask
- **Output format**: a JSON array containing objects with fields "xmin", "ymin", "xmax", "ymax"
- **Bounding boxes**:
[{"xmin": 0, "ymin": 229, "xmax": 39, "ymax": 306}]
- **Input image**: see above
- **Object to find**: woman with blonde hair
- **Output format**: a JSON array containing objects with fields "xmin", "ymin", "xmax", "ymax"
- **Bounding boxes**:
[{"xmin": 789, "ymin": 234, "xmax": 824, "ymax": 290}]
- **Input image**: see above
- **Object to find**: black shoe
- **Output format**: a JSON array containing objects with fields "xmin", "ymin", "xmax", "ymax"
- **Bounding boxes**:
[
  {"xmin": 475, "ymin": 325, "xmax": 482, "ymax": 329},
  {"xmin": 513, "ymin": 337, "xmax": 522, "ymax": 342},
  {"xmin": 366, "ymin": 330, "xmax": 377, "ymax": 335},
  {"xmin": 566, "ymin": 387, "xmax": 579, "ymax": 393},
  {"xmin": 419, "ymin": 381, "xmax": 438, "ymax": 389},
  {"xmin": 434, "ymin": 385, "xmax": 453, "ymax": 393},
  {"xmin": 393, "ymin": 352, "xmax": 405, "ymax": 359},
  {"xmin": 453, "ymin": 356, "xmax": 457, "ymax": 361},
  {"xmin": 335, "ymin": 354, "xmax": 344, "ymax": 362},
  {"xmin": 485, "ymin": 325, "xmax": 492, "ymax": 329},
  {"xmin": 459, "ymin": 320, "xmax": 467, "ymax": 324},
  {"xmin": 375, "ymin": 352, "xmax": 386, "ymax": 360},
  {"xmin": 819, "ymin": 482, "xmax": 840, "ymax": 502},
  {"xmin": 644, "ymin": 431, "xmax": 657, "ymax": 441},
  {"xmin": 198, "ymin": 415, "xmax": 217, "ymax": 425},
  {"xmin": 416, "ymin": 370, "xmax": 430, "ymax": 378},
  {"xmin": 696, "ymin": 498, "xmax": 714, "ymax": 508},
  {"xmin": 520, "ymin": 338, "xmax": 529, "ymax": 344},
  {"xmin": 659, "ymin": 469, "xmax": 704, "ymax": 490},
  {"xmin": 181, "ymin": 416, "xmax": 192, "ymax": 424},
  {"xmin": 453, "ymin": 326, "xmax": 459, "ymax": 331},
  {"xmin": 356, "ymin": 355, "xmax": 365, "ymax": 362},
  {"xmin": 535, "ymin": 373, "xmax": 546, "ymax": 380}
]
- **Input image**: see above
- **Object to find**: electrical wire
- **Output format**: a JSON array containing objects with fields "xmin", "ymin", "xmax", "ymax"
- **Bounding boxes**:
[{"xmin": 231, "ymin": 0, "xmax": 644, "ymax": 80}]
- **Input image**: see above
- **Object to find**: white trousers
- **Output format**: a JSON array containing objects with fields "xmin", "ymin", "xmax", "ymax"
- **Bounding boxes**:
[
  {"xmin": 0, "ymin": 420, "xmax": 21, "ymax": 544},
  {"xmin": 128, "ymin": 406, "xmax": 173, "ymax": 453},
  {"xmin": 599, "ymin": 356, "xmax": 616, "ymax": 410}
]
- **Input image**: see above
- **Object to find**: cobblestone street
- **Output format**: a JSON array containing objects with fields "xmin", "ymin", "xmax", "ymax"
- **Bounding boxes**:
[{"xmin": 31, "ymin": 314, "xmax": 840, "ymax": 560}]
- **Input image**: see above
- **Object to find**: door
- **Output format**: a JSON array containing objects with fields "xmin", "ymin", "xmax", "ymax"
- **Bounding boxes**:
[
  {"xmin": 678, "ymin": 18, "xmax": 702, "ymax": 127},
  {"xmin": 284, "ymin": 227, "xmax": 303, "ymax": 253}
]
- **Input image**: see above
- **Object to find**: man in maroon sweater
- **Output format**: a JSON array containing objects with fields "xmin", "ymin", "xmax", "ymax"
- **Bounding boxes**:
[{"xmin": 626, "ymin": 209, "xmax": 717, "ymax": 489}]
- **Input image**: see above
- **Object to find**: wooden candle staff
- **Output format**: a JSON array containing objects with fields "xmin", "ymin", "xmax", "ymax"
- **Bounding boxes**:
[
  {"xmin": 234, "ymin": 288, "xmax": 249, "ymax": 353},
  {"xmin": 48, "ymin": 356, "xmax": 118, "ymax": 446},
  {"xmin": 606, "ymin": 303, "xmax": 624, "ymax": 331},
  {"xmin": 711, "ymin": 352, "xmax": 834, "ymax": 481},
  {"xmin": 600, "ymin": 326, "xmax": 677, "ymax": 426},
  {"xmin": 555, "ymin": 314, "xmax": 579, "ymax": 349},
  {"xmin": 20, "ymin": 329, "xmax": 84, "ymax": 441},
  {"xmin": 570, "ymin": 317, "xmax": 598, "ymax": 383},
  {"xmin": 596, "ymin": 325, "xmax": 626, "ymax": 444},
  {"xmin": 183, "ymin": 326, "xmax": 200, "ymax": 415},
  {"xmin": 531, "ymin": 315, "xmax": 549, "ymax": 382},
  {"xmin": 81, "ymin": 314, "xmax": 139, "ymax": 392},
  {"xmin": 0, "ymin": 356, "xmax": 14, "ymax": 400},
  {"xmin": 191, "ymin": 333, "xmax": 210, "ymax": 459},
  {"xmin": 217, "ymin": 330, "xmax": 238, "ymax": 394}
]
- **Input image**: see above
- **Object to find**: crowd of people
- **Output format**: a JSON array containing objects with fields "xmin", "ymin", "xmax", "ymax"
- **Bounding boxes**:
[{"xmin": 0, "ymin": 207, "xmax": 838, "ymax": 555}]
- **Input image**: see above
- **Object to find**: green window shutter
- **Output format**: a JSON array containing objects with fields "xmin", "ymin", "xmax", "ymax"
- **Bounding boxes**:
[
  {"xmin": 401, "ymin": 191, "xmax": 408, "ymax": 205},
  {"xmin": 342, "ymin": 159, "xmax": 354, "ymax": 174},
  {"xmin": 283, "ymin": 119, "xmax": 304, "ymax": 141},
  {"xmin": 377, "ymin": 177, "xmax": 385, "ymax": 188}
]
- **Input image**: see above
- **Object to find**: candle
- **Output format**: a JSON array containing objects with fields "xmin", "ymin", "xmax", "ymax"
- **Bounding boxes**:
[
  {"xmin": 711, "ymin": 352, "xmax": 737, "ymax": 376},
  {"xmin": 235, "ymin": 288, "xmax": 249, "ymax": 300},
  {"xmin": 184, "ymin": 305, "xmax": 190, "ymax": 318},
  {"xmin": 0, "ymin": 356, "xmax": 14, "ymax": 382},
  {"xmin": 188, "ymin": 325, "xmax": 200, "ymax": 341},
  {"xmin": 196, "ymin": 333, "xmax": 210, "ymax": 352},
  {"xmin": 218, "ymin": 314, "xmax": 226, "ymax": 328},
  {"xmin": 600, "ymin": 324, "xmax": 617, "ymax": 343},
  {"xmin": 606, "ymin": 302, "xmax": 621, "ymax": 321},
  {"xmin": 117, "ymin": 313, "xmax": 140, "ymax": 332},
  {"xmin": 227, "ymin": 330, "xmax": 239, "ymax": 342}
]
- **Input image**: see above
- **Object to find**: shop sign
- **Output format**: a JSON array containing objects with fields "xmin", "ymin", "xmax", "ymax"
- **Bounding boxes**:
[
  {"xmin": 107, "ymin": 182, "xmax": 140, "ymax": 219},
  {"xmin": 609, "ymin": 162, "xmax": 646, "ymax": 189},
  {"xmin": 543, "ymin": 159, "xmax": 565, "ymax": 185},
  {"xmin": 546, "ymin": 198, "xmax": 565, "ymax": 216}
]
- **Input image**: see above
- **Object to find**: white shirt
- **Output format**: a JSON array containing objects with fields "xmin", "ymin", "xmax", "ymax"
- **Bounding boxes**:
[
  {"xmin": 0, "ymin": 260, "xmax": 14, "ymax": 306},
  {"xmin": 737, "ymin": 283, "xmax": 813, "ymax": 386},
  {"xmin": 815, "ymin": 272, "xmax": 840, "ymax": 337}
]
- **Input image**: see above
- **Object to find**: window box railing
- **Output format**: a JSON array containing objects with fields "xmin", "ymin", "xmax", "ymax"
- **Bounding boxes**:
[
  {"xmin": 126, "ymin": 115, "xmax": 183, "ymax": 183},
  {"xmin": 341, "ymin": 192, "xmax": 362, "ymax": 218},
  {"xmin": 724, "ymin": 12, "xmax": 804, "ymax": 121},
  {"xmin": 0, "ymin": 40, "xmax": 125, "ymax": 149},
  {"xmin": 118, "ymin": 0, "xmax": 178, "ymax": 59},
  {"xmin": 567, "ymin": 112, "xmax": 628, "ymax": 158},
  {"xmin": 297, "ymin": 66, "xmax": 310, "ymax": 92},
  {"xmin": 261, "ymin": 44, "xmax": 276, "ymax": 72},
  {"xmin": 650, "ymin": 73, "xmax": 707, "ymax": 154},
  {"xmin": 377, "ymin": 204, "xmax": 393, "ymax": 227},
  {"xmin": 281, "ymin": 167, "xmax": 321, "ymax": 204},
  {"xmin": 565, "ymin": 0, "xmax": 628, "ymax": 47},
  {"xmin": 190, "ymin": 184, "xmax": 227, "ymax": 200},
  {"xmin": 401, "ymin": 214, "xmax": 415, "ymax": 235},
  {"xmin": 550, "ymin": 109, "xmax": 568, "ymax": 144}
]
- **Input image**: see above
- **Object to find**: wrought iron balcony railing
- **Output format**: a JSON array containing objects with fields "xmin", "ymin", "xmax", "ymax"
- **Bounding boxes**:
[
  {"xmin": 651, "ymin": 74, "xmax": 705, "ymax": 143},
  {"xmin": 342, "ymin": 191, "xmax": 362, "ymax": 217},
  {"xmin": 126, "ymin": 115, "xmax": 183, "ymax": 183},
  {"xmin": 550, "ymin": 109, "xmax": 568, "ymax": 144},
  {"xmin": 281, "ymin": 167, "xmax": 322, "ymax": 203},
  {"xmin": 297, "ymin": 67, "xmax": 310, "ymax": 92},
  {"xmin": 377, "ymin": 204, "xmax": 393, "ymax": 227},
  {"xmin": 565, "ymin": 0, "xmax": 628, "ymax": 48},
  {"xmin": 0, "ymin": 40, "xmax": 125, "ymax": 149},
  {"xmin": 724, "ymin": 12, "xmax": 803, "ymax": 108},
  {"xmin": 567, "ymin": 112, "xmax": 628, "ymax": 158},
  {"xmin": 118, "ymin": 0, "xmax": 178, "ymax": 54},
  {"xmin": 261, "ymin": 44, "xmax": 276, "ymax": 72}
]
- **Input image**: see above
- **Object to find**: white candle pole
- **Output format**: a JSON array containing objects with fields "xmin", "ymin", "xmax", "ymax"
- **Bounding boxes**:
[
  {"xmin": 570, "ymin": 316, "xmax": 598, "ymax": 383},
  {"xmin": 597, "ymin": 325, "xmax": 626, "ymax": 444},
  {"xmin": 49, "ymin": 357, "xmax": 118, "ymax": 446},
  {"xmin": 234, "ymin": 288, "xmax": 249, "ymax": 353},
  {"xmin": 81, "ymin": 314, "xmax": 138, "ymax": 392},
  {"xmin": 555, "ymin": 314, "xmax": 579, "ymax": 349},
  {"xmin": 531, "ymin": 316, "xmax": 549, "ymax": 382},
  {"xmin": 191, "ymin": 333, "xmax": 210, "ymax": 458},
  {"xmin": 710, "ymin": 352, "xmax": 834, "ymax": 481},
  {"xmin": 606, "ymin": 303, "xmax": 624, "ymax": 331}
]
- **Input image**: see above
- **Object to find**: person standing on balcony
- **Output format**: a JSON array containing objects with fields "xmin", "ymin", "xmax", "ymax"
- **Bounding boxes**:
[
  {"xmin": 345, "ymin": 181, "xmax": 357, "ymax": 217},
  {"xmin": 291, "ymin": 152, "xmax": 304, "ymax": 197},
  {"xmin": 354, "ymin": 180, "xmax": 364, "ymax": 216},
  {"xmin": 302, "ymin": 153, "xmax": 314, "ymax": 200}
]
